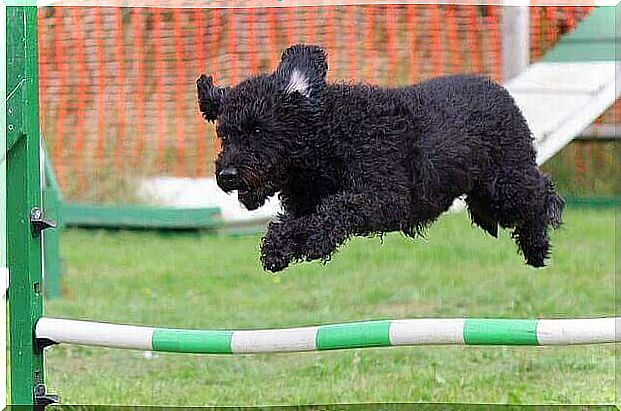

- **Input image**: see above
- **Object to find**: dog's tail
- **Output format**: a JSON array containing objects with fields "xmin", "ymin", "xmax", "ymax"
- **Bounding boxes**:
[{"xmin": 543, "ymin": 175, "xmax": 564, "ymax": 229}]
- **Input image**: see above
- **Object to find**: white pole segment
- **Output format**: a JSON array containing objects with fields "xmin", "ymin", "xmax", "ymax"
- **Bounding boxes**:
[
  {"xmin": 389, "ymin": 319, "xmax": 465, "ymax": 345},
  {"xmin": 36, "ymin": 318, "xmax": 154, "ymax": 351},
  {"xmin": 231, "ymin": 327, "xmax": 319, "ymax": 353},
  {"xmin": 536, "ymin": 318, "xmax": 617, "ymax": 345}
]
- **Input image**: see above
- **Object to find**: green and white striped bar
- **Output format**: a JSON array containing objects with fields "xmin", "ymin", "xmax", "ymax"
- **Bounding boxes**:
[{"xmin": 35, "ymin": 317, "xmax": 619, "ymax": 354}]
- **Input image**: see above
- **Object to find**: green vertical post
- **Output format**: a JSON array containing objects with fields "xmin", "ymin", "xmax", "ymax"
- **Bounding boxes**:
[
  {"xmin": 7, "ymin": 6, "xmax": 45, "ymax": 405},
  {"xmin": 43, "ymin": 150, "xmax": 62, "ymax": 299}
]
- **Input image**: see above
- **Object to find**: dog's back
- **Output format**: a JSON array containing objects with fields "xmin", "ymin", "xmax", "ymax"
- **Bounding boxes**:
[
  {"xmin": 321, "ymin": 74, "xmax": 537, "ymax": 185},
  {"xmin": 323, "ymin": 74, "xmax": 528, "ymax": 147}
]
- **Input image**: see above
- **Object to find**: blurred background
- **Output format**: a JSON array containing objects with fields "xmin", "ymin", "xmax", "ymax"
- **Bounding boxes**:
[{"xmin": 37, "ymin": 5, "xmax": 618, "ymax": 206}]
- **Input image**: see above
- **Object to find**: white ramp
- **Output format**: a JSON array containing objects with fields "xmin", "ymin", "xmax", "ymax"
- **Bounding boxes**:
[{"xmin": 505, "ymin": 61, "xmax": 619, "ymax": 165}]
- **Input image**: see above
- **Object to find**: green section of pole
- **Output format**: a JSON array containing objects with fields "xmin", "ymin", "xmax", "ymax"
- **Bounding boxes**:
[
  {"xmin": 316, "ymin": 320, "xmax": 391, "ymax": 350},
  {"xmin": 463, "ymin": 319, "xmax": 539, "ymax": 346},
  {"xmin": 152, "ymin": 329, "xmax": 234, "ymax": 354},
  {"xmin": 7, "ymin": 6, "xmax": 45, "ymax": 405}
]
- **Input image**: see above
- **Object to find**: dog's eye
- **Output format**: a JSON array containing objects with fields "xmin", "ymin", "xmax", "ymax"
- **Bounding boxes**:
[{"xmin": 252, "ymin": 127, "xmax": 261, "ymax": 135}]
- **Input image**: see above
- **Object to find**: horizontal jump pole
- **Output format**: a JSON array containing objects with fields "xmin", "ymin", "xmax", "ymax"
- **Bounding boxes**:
[{"xmin": 36, "ymin": 317, "xmax": 619, "ymax": 355}]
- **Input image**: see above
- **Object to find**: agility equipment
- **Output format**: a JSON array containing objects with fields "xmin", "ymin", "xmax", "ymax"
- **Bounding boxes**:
[{"xmin": 36, "ymin": 317, "xmax": 618, "ymax": 354}]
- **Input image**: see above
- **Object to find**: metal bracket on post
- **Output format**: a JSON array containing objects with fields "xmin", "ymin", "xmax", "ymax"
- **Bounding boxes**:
[
  {"xmin": 33, "ymin": 383, "xmax": 59, "ymax": 409},
  {"xmin": 34, "ymin": 337, "xmax": 58, "ymax": 354},
  {"xmin": 30, "ymin": 207, "xmax": 56, "ymax": 237}
]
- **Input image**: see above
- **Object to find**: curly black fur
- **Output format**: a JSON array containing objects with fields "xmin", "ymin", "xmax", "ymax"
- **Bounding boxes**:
[{"xmin": 198, "ymin": 44, "xmax": 565, "ymax": 272}]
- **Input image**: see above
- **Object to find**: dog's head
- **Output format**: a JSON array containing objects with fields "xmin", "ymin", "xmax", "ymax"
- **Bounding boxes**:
[{"xmin": 198, "ymin": 44, "xmax": 328, "ymax": 210}]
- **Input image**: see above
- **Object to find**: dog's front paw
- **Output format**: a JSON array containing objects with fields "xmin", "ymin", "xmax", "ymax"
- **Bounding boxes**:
[
  {"xmin": 260, "ymin": 247, "xmax": 293, "ymax": 272},
  {"xmin": 261, "ymin": 236, "xmax": 296, "ymax": 272},
  {"xmin": 301, "ymin": 235, "xmax": 337, "ymax": 263},
  {"xmin": 298, "ymin": 223, "xmax": 342, "ymax": 263},
  {"xmin": 260, "ymin": 221, "xmax": 298, "ymax": 272}
]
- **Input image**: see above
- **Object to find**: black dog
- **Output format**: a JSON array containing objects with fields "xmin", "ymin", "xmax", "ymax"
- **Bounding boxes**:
[{"xmin": 198, "ymin": 44, "xmax": 564, "ymax": 272}]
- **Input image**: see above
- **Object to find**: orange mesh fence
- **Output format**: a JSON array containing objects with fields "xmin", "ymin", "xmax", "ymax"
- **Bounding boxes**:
[{"xmin": 38, "ymin": 6, "xmax": 596, "ymax": 203}]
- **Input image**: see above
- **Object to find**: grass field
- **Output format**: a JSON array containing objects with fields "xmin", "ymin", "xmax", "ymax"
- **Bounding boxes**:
[{"xmin": 44, "ymin": 208, "xmax": 616, "ymax": 406}]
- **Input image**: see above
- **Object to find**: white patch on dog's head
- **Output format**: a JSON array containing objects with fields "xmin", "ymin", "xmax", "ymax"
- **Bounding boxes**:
[{"xmin": 285, "ymin": 69, "xmax": 310, "ymax": 97}]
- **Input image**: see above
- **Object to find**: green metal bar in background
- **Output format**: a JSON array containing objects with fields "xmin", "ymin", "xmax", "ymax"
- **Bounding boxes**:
[
  {"xmin": 564, "ymin": 196, "xmax": 621, "ymax": 208},
  {"xmin": 7, "ymin": 6, "xmax": 46, "ymax": 405},
  {"xmin": 62, "ymin": 203, "xmax": 221, "ymax": 230}
]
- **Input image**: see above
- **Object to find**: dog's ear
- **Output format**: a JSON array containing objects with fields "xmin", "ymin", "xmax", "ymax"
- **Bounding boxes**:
[
  {"xmin": 276, "ymin": 44, "xmax": 328, "ymax": 98},
  {"xmin": 197, "ymin": 74, "xmax": 228, "ymax": 122}
]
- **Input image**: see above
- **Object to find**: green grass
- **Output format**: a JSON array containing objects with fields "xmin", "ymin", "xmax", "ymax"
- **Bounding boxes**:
[{"xmin": 45, "ymin": 208, "xmax": 615, "ymax": 406}]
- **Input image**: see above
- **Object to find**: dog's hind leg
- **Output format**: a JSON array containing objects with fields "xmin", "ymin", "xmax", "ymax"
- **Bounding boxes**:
[
  {"xmin": 511, "ymin": 214, "xmax": 550, "ymax": 267},
  {"xmin": 485, "ymin": 167, "xmax": 564, "ymax": 267},
  {"xmin": 465, "ymin": 195, "xmax": 498, "ymax": 238},
  {"xmin": 511, "ymin": 174, "xmax": 564, "ymax": 267}
]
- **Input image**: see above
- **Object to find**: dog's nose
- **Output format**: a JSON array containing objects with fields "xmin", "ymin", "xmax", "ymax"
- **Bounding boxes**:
[
  {"xmin": 219, "ymin": 167, "xmax": 238, "ymax": 179},
  {"xmin": 218, "ymin": 167, "xmax": 239, "ymax": 190}
]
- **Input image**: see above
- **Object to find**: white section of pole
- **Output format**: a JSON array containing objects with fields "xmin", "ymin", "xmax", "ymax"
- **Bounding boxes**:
[
  {"xmin": 231, "ymin": 327, "xmax": 319, "ymax": 353},
  {"xmin": 390, "ymin": 319, "xmax": 466, "ymax": 345},
  {"xmin": 36, "ymin": 318, "xmax": 154, "ymax": 351},
  {"xmin": 536, "ymin": 318, "xmax": 618, "ymax": 345}
]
